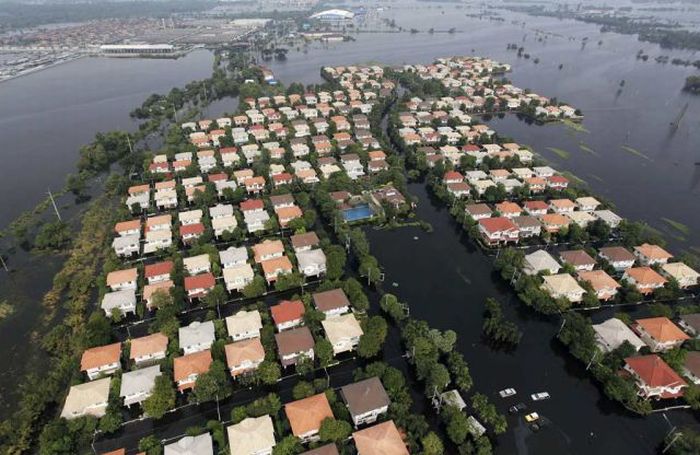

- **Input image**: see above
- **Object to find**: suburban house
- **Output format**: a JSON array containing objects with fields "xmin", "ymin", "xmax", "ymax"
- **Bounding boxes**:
[
  {"xmin": 145, "ymin": 261, "xmax": 173, "ymax": 284},
  {"xmin": 576, "ymin": 196, "xmax": 601, "ymax": 211},
  {"xmin": 634, "ymin": 243, "xmax": 673, "ymax": 266},
  {"xmin": 179, "ymin": 223, "xmax": 205, "ymax": 244},
  {"xmin": 270, "ymin": 300, "xmax": 305, "ymax": 331},
  {"xmin": 523, "ymin": 200, "xmax": 549, "ymax": 217},
  {"xmin": 593, "ymin": 209, "xmax": 623, "ymax": 228},
  {"xmin": 120, "ymin": 365, "xmax": 161, "ymax": 406},
  {"xmin": 541, "ymin": 273, "xmax": 586, "ymax": 303},
  {"xmin": 226, "ymin": 310, "xmax": 263, "ymax": 341},
  {"xmin": 559, "ymin": 250, "xmax": 596, "ymax": 272},
  {"xmin": 143, "ymin": 281, "xmax": 174, "ymax": 310},
  {"xmin": 340, "ymin": 377, "xmax": 390, "ymax": 427},
  {"xmin": 682, "ymin": 351, "xmax": 700, "ymax": 385},
  {"xmin": 114, "ymin": 219, "xmax": 140, "ymax": 237},
  {"xmin": 578, "ymin": 270, "xmax": 620, "ymax": 300},
  {"xmin": 173, "ymin": 350, "xmax": 213, "ymax": 392},
  {"xmin": 291, "ymin": 231, "xmax": 320, "ymax": 253},
  {"xmin": 164, "ymin": 433, "xmax": 213, "ymax": 455},
  {"xmin": 352, "ymin": 420, "xmax": 409, "ymax": 455},
  {"xmin": 261, "ymin": 256, "xmax": 294, "ymax": 283},
  {"xmin": 522, "ymin": 250, "xmax": 561, "ymax": 276},
  {"xmin": 539, "ymin": 213, "xmax": 571, "ymax": 233},
  {"xmin": 144, "ymin": 229, "xmax": 172, "ymax": 254},
  {"xmin": 184, "ymin": 273, "xmax": 216, "ymax": 300},
  {"xmin": 678, "ymin": 313, "xmax": 700, "ymax": 338},
  {"xmin": 130, "ymin": 333, "xmax": 168, "ymax": 367},
  {"xmin": 632, "ymin": 317, "xmax": 689, "ymax": 352},
  {"xmin": 623, "ymin": 355, "xmax": 687, "ymax": 399},
  {"xmin": 184, "ymin": 254, "xmax": 211, "ymax": 276},
  {"xmin": 60, "ymin": 377, "xmax": 111, "ymax": 420},
  {"xmin": 225, "ymin": 338, "xmax": 265, "ymax": 378},
  {"xmin": 592, "ymin": 318, "xmax": 645, "ymax": 353},
  {"xmin": 598, "ymin": 246, "xmax": 636, "ymax": 271},
  {"xmin": 300, "ymin": 444, "xmax": 340, "ymax": 455},
  {"xmin": 223, "ymin": 264, "xmax": 255, "ymax": 292},
  {"xmin": 106, "ymin": 268, "xmax": 138, "ymax": 292},
  {"xmin": 285, "ymin": 393, "xmax": 334, "ymax": 442},
  {"xmin": 219, "ymin": 246, "xmax": 249, "ymax": 269},
  {"xmin": 81, "ymin": 342, "xmax": 121, "ymax": 380},
  {"xmin": 622, "ymin": 267, "xmax": 667, "ymax": 294},
  {"xmin": 179, "ymin": 320, "xmax": 216, "ymax": 355},
  {"xmin": 512, "ymin": 216, "xmax": 542, "ymax": 238},
  {"xmin": 275, "ymin": 326, "xmax": 315, "ymax": 367},
  {"xmin": 227, "ymin": 416, "xmax": 276, "ymax": 455},
  {"xmin": 464, "ymin": 203, "xmax": 492, "ymax": 221},
  {"xmin": 112, "ymin": 234, "xmax": 140, "ymax": 257},
  {"xmin": 253, "ymin": 239, "xmax": 285, "ymax": 263},
  {"xmin": 313, "ymin": 288, "xmax": 351, "ymax": 318},
  {"xmin": 477, "ymin": 217, "xmax": 519, "ymax": 246},
  {"xmin": 322, "ymin": 313, "xmax": 364, "ymax": 355},
  {"xmin": 244, "ymin": 209, "xmax": 271, "ymax": 233},
  {"xmin": 101, "ymin": 289, "xmax": 136, "ymax": 317},
  {"xmin": 661, "ymin": 262, "xmax": 700, "ymax": 288},
  {"xmin": 297, "ymin": 249, "xmax": 327, "ymax": 277}
]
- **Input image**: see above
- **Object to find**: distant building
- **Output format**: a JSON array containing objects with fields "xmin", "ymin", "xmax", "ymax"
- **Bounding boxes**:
[
  {"xmin": 309, "ymin": 9, "xmax": 355, "ymax": 25},
  {"xmin": 100, "ymin": 44, "xmax": 176, "ymax": 57}
]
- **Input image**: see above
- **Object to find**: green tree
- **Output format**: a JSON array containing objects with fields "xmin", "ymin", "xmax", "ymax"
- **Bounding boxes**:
[
  {"xmin": 34, "ymin": 221, "xmax": 71, "ymax": 251},
  {"xmin": 292, "ymin": 381, "xmax": 315, "ymax": 400},
  {"xmin": 380, "ymin": 293, "xmax": 407, "ymax": 323},
  {"xmin": 358, "ymin": 316, "xmax": 388, "ymax": 358},
  {"xmin": 242, "ymin": 275, "xmax": 267, "ymax": 298},
  {"xmin": 318, "ymin": 417, "xmax": 352, "ymax": 443},
  {"xmin": 272, "ymin": 435, "xmax": 302, "ymax": 455},
  {"xmin": 191, "ymin": 360, "xmax": 231, "ymax": 403},
  {"xmin": 315, "ymin": 339, "xmax": 335, "ymax": 367},
  {"xmin": 421, "ymin": 431, "xmax": 445, "ymax": 455},
  {"xmin": 325, "ymin": 245, "xmax": 347, "ymax": 280},
  {"xmin": 255, "ymin": 360, "xmax": 281, "ymax": 385},
  {"xmin": 138, "ymin": 435, "xmax": 163, "ymax": 455},
  {"xmin": 143, "ymin": 375, "xmax": 176, "ymax": 419},
  {"xmin": 343, "ymin": 278, "xmax": 369, "ymax": 312}
]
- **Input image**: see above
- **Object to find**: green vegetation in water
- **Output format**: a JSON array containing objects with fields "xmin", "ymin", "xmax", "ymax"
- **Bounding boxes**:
[
  {"xmin": 588, "ymin": 174, "xmax": 604, "ymax": 183},
  {"xmin": 578, "ymin": 143, "xmax": 598, "ymax": 155},
  {"xmin": 546, "ymin": 146, "xmax": 570, "ymax": 159},
  {"xmin": 0, "ymin": 300, "xmax": 14, "ymax": 321},
  {"xmin": 620, "ymin": 145, "xmax": 652, "ymax": 161},
  {"xmin": 562, "ymin": 119, "xmax": 589, "ymax": 133},
  {"xmin": 561, "ymin": 171, "xmax": 587, "ymax": 186},
  {"xmin": 661, "ymin": 218, "xmax": 691, "ymax": 236}
]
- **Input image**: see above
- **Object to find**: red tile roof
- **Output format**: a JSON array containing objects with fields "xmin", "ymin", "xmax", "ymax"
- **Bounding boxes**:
[
  {"xmin": 240, "ymin": 199, "xmax": 265, "ymax": 212},
  {"xmin": 625, "ymin": 355, "xmax": 686, "ymax": 397},
  {"xmin": 271, "ymin": 300, "xmax": 305, "ymax": 325},
  {"xmin": 179, "ymin": 223, "xmax": 205, "ymax": 236},
  {"xmin": 145, "ymin": 261, "xmax": 174, "ymax": 278},
  {"xmin": 478, "ymin": 217, "xmax": 518, "ymax": 233},
  {"xmin": 184, "ymin": 273, "xmax": 216, "ymax": 291},
  {"xmin": 81, "ymin": 343, "xmax": 121, "ymax": 371}
]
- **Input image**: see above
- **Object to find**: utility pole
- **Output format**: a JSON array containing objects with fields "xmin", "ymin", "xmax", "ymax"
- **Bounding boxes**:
[
  {"xmin": 662, "ymin": 429, "xmax": 682, "ymax": 453},
  {"xmin": 125, "ymin": 133, "xmax": 133, "ymax": 154},
  {"xmin": 0, "ymin": 253, "xmax": 8, "ymax": 272},
  {"xmin": 215, "ymin": 394, "xmax": 221, "ymax": 421},
  {"xmin": 47, "ymin": 188, "xmax": 62, "ymax": 221},
  {"xmin": 586, "ymin": 350, "xmax": 598, "ymax": 371}
]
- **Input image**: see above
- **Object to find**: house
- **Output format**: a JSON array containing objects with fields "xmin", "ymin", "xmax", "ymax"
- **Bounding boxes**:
[
  {"xmin": 465, "ymin": 203, "xmax": 492, "ymax": 221},
  {"xmin": 143, "ymin": 281, "xmax": 174, "ymax": 310},
  {"xmin": 101, "ymin": 289, "xmax": 136, "ymax": 317},
  {"xmin": 225, "ymin": 338, "xmax": 265, "ymax": 378},
  {"xmin": 276, "ymin": 205, "xmax": 304, "ymax": 228},
  {"xmin": 523, "ymin": 200, "xmax": 549, "ymax": 216},
  {"xmin": 661, "ymin": 262, "xmax": 700, "ymax": 288},
  {"xmin": 179, "ymin": 320, "xmax": 216, "ymax": 355},
  {"xmin": 253, "ymin": 239, "xmax": 285, "ymax": 263},
  {"xmin": 106, "ymin": 268, "xmax": 138, "ymax": 291},
  {"xmin": 598, "ymin": 246, "xmax": 636, "ymax": 271},
  {"xmin": 81, "ymin": 342, "xmax": 121, "ymax": 380},
  {"xmin": 227, "ymin": 416, "xmax": 276, "ymax": 455},
  {"xmin": 634, "ymin": 244, "xmax": 673, "ymax": 266},
  {"xmin": 297, "ymin": 249, "xmax": 327, "ymax": 277},
  {"xmin": 313, "ymin": 288, "xmax": 351, "ymax": 317},
  {"xmin": 352, "ymin": 421, "xmax": 408, "ymax": 455},
  {"xmin": 212, "ymin": 215, "xmax": 238, "ymax": 238},
  {"xmin": 682, "ymin": 351, "xmax": 700, "ymax": 385},
  {"xmin": 60, "ymin": 377, "xmax": 111, "ymax": 419},
  {"xmin": 271, "ymin": 300, "xmax": 305, "ymax": 331},
  {"xmin": 443, "ymin": 171, "xmax": 463, "ymax": 184},
  {"xmin": 144, "ymin": 229, "xmax": 173, "ymax": 254},
  {"xmin": 130, "ymin": 333, "xmax": 168, "ymax": 367},
  {"xmin": 322, "ymin": 313, "xmax": 364, "ymax": 355},
  {"xmin": 559, "ymin": 250, "xmax": 596, "ymax": 272},
  {"xmin": 623, "ymin": 355, "xmax": 687, "ymax": 399},
  {"xmin": 184, "ymin": 273, "xmax": 216, "ymax": 299},
  {"xmin": 592, "ymin": 318, "xmax": 645, "ymax": 353},
  {"xmin": 549, "ymin": 198, "xmax": 576, "ymax": 214},
  {"xmin": 541, "ymin": 274, "xmax": 586, "ymax": 303},
  {"xmin": 184, "ymin": 254, "xmax": 211, "ymax": 276},
  {"xmin": 512, "ymin": 216, "xmax": 541, "ymax": 238},
  {"xmin": 622, "ymin": 267, "xmax": 667, "ymax": 294},
  {"xmin": 164, "ymin": 433, "xmax": 213, "ymax": 455},
  {"xmin": 576, "ymin": 196, "xmax": 600, "ymax": 211},
  {"xmin": 120, "ymin": 365, "xmax": 161, "ymax": 406},
  {"xmin": 112, "ymin": 234, "xmax": 140, "ymax": 257},
  {"xmin": 285, "ymin": 393, "xmax": 334, "ymax": 442},
  {"xmin": 220, "ymin": 246, "xmax": 248, "ymax": 269},
  {"xmin": 578, "ymin": 270, "xmax": 620, "ymax": 300},
  {"xmin": 226, "ymin": 310, "xmax": 262, "ymax": 341},
  {"xmin": 593, "ymin": 209, "xmax": 623, "ymax": 228},
  {"xmin": 301, "ymin": 445, "xmax": 339, "ymax": 455},
  {"xmin": 291, "ymin": 232, "xmax": 320, "ymax": 253},
  {"xmin": 261, "ymin": 256, "xmax": 294, "ymax": 283},
  {"xmin": 145, "ymin": 261, "xmax": 174, "ymax": 284},
  {"xmin": 494, "ymin": 201, "xmax": 522, "ymax": 218},
  {"xmin": 173, "ymin": 350, "xmax": 213, "ymax": 392},
  {"xmin": 632, "ymin": 317, "xmax": 689, "ymax": 352},
  {"xmin": 477, "ymin": 217, "xmax": 519, "ymax": 246},
  {"xmin": 678, "ymin": 313, "xmax": 700, "ymax": 338},
  {"xmin": 540, "ymin": 213, "xmax": 571, "ymax": 233},
  {"xmin": 275, "ymin": 326, "xmax": 315, "ymax": 367},
  {"xmin": 547, "ymin": 175, "xmax": 569, "ymax": 190},
  {"xmin": 446, "ymin": 182, "xmax": 471, "ymax": 198},
  {"xmin": 567, "ymin": 211, "xmax": 597, "ymax": 228},
  {"xmin": 244, "ymin": 210, "xmax": 270, "ymax": 233},
  {"xmin": 223, "ymin": 264, "xmax": 255, "ymax": 292},
  {"xmin": 179, "ymin": 223, "xmax": 205, "ymax": 244},
  {"xmin": 340, "ymin": 377, "xmax": 390, "ymax": 427},
  {"xmin": 523, "ymin": 250, "xmax": 561, "ymax": 275}
]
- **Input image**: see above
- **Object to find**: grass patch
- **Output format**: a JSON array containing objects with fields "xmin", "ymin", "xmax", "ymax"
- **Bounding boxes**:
[
  {"xmin": 546, "ymin": 146, "xmax": 570, "ymax": 159},
  {"xmin": 620, "ymin": 145, "xmax": 652, "ymax": 161},
  {"xmin": 562, "ymin": 119, "xmax": 590, "ymax": 133},
  {"xmin": 578, "ymin": 143, "xmax": 598, "ymax": 155},
  {"xmin": 661, "ymin": 217, "xmax": 691, "ymax": 236}
]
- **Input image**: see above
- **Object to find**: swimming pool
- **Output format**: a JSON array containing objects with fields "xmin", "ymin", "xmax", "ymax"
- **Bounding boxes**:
[{"xmin": 342, "ymin": 203, "xmax": 374, "ymax": 222}]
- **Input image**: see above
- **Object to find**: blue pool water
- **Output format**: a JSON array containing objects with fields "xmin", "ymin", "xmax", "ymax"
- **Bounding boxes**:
[{"xmin": 343, "ymin": 203, "xmax": 374, "ymax": 222}]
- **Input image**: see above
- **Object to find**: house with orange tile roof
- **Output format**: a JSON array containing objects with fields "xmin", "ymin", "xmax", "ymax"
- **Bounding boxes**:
[
  {"xmin": 261, "ymin": 256, "xmax": 294, "ymax": 283},
  {"xmin": 115, "ymin": 219, "xmax": 141, "ymax": 237},
  {"xmin": 477, "ymin": 217, "xmax": 519, "ymax": 246},
  {"xmin": 81, "ymin": 342, "xmax": 121, "ymax": 380},
  {"xmin": 173, "ymin": 350, "xmax": 212, "ymax": 392},
  {"xmin": 225, "ymin": 338, "xmax": 265, "ymax": 378},
  {"xmin": 106, "ymin": 268, "xmax": 138, "ymax": 292},
  {"xmin": 634, "ymin": 243, "xmax": 673, "ymax": 266},
  {"xmin": 130, "ymin": 333, "xmax": 168, "ymax": 367},
  {"xmin": 271, "ymin": 300, "xmax": 305, "ymax": 331},
  {"xmin": 622, "ymin": 267, "xmax": 667, "ymax": 295},
  {"xmin": 494, "ymin": 201, "xmax": 522, "ymax": 219},
  {"xmin": 276, "ymin": 205, "xmax": 304, "ymax": 228},
  {"xmin": 578, "ymin": 270, "xmax": 620, "ymax": 300},
  {"xmin": 352, "ymin": 420, "xmax": 408, "ymax": 455},
  {"xmin": 549, "ymin": 198, "xmax": 576, "ymax": 214},
  {"xmin": 184, "ymin": 273, "xmax": 216, "ymax": 300},
  {"xmin": 253, "ymin": 239, "xmax": 285, "ymax": 263},
  {"xmin": 285, "ymin": 393, "xmax": 335, "ymax": 442},
  {"xmin": 539, "ymin": 213, "xmax": 571, "ymax": 234},
  {"xmin": 144, "ymin": 260, "xmax": 174, "ymax": 284},
  {"xmin": 632, "ymin": 317, "xmax": 690, "ymax": 352},
  {"xmin": 143, "ymin": 281, "xmax": 174, "ymax": 310},
  {"xmin": 623, "ymin": 355, "xmax": 687, "ymax": 399}
]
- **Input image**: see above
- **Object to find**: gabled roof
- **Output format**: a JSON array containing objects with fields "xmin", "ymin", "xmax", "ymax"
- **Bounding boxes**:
[
  {"xmin": 253, "ymin": 239, "xmax": 285, "ymax": 263},
  {"xmin": 624, "ymin": 267, "xmax": 667, "ymax": 286},
  {"xmin": 81, "ymin": 343, "xmax": 121, "ymax": 371},
  {"xmin": 225, "ymin": 338, "xmax": 265, "ymax": 370},
  {"xmin": 106, "ymin": 268, "xmax": 138, "ymax": 286},
  {"xmin": 625, "ymin": 355, "xmax": 686, "ymax": 394},
  {"xmin": 164, "ymin": 433, "xmax": 213, "ymax": 455},
  {"xmin": 173, "ymin": 350, "xmax": 212, "ymax": 383},
  {"xmin": 634, "ymin": 243, "xmax": 673, "ymax": 261},
  {"xmin": 271, "ymin": 300, "xmax": 305, "ymax": 325},
  {"xmin": 275, "ymin": 326, "xmax": 315, "ymax": 356},
  {"xmin": 291, "ymin": 231, "xmax": 320, "ymax": 250},
  {"xmin": 285, "ymin": 393, "xmax": 334, "ymax": 437},
  {"xmin": 226, "ymin": 310, "xmax": 263, "ymax": 336},
  {"xmin": 341, "ymin": 377, "xmax": 391, "ymax": 417},
  {"xmin": 322, "ymin": 313, "xmax": 363, "ymax": 344},
  {"xmin": 353, "ymin": 420, "xmax": 408, "ymax": 455},
  {"xmin": 130, "ymin": 333, "xmax": 169, "ymax": 359},
  {"xmin": 560, "ymin": 249, "xmax": 596, "ymax": 266},
  {"xmin": 313, "ymin": 288, "xmax": 351, "ymax": 312},
  {"xmin": 179, "ymin": 320, "xmax": 216, "ymax": 348},
  {"xmin": 61, "ymin": 377, "xmax": 111, "ymax": 419},
  {"xmin": 478, "ymin": 216, "xmax": 518, "ymax": 233},
  {"xmin": 227, "ymin": 416, "xmax": 276, "ymax": 454},
  {"xmin": 301, "ymin": 444, "xmax": 339, "ymax": 455},
  {"xmin": 634, "ymin": 317, "xmax": 689, "ymax": 343},
  {"xmin": 145, "ymin": 261, "xmax": 173, "ymax": 278},
  {"xmin": 120, "ymin": 365, "xmax": 161, "ymax": 398},
  {"xmin": 598, "ymin": 246, "xmax": 635, "ymax": 263},
  {"xmin": 184, "ymin": 273, "xmax": 216, "ymax": 291}
]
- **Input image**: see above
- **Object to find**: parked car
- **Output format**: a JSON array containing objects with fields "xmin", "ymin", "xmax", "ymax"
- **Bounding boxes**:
[
  {"xmin": 524, "ymin": 412, "xmax": 540, "ymax": 423},
  {"xmin": 499, "ymin": 388, "xmax": 517, "ymax": 398},
  {"xmin": 509, "ymin": 403, "xmax": 527, "ymax": 414},
  {"xmin": 531, "ymin": 392, "xmax": 550, "ymax": 401}
]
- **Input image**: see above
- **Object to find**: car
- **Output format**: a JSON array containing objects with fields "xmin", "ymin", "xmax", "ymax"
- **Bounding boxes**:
[
  {"xmin": 509, "ymin": 402, "xmax": 527, "ymax": 414},
  {"xmin": 499, "ymin": 388, "xmax": 517, "ymax": 398},
  {"xmin": 524, "ymin": 412, "xmax": 539, "ymax": 423},
  {"xmin": 531, "ymin": 392, "xmax": 550, "ymax": 401}
]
